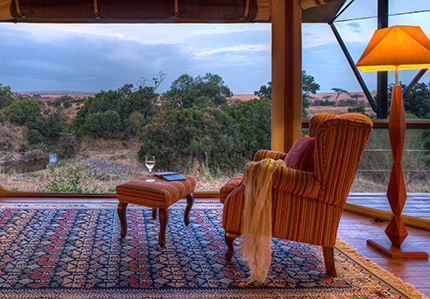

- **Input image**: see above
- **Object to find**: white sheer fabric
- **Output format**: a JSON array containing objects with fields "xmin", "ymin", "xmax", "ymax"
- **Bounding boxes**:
[{"xmin": 240, "ymin": 158, "xmax": 286, "ymax": 284}]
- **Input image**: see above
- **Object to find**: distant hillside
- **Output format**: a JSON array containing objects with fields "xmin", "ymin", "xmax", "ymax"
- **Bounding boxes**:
[{"xmin": 16, "ymin": 91, "xmax": 96, "ymax": 100}]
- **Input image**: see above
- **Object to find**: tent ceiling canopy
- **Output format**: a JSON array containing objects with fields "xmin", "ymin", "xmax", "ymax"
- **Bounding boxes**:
[{"xmin": 0, "ymin": 0, "xmax": 346, "ymax": 24}]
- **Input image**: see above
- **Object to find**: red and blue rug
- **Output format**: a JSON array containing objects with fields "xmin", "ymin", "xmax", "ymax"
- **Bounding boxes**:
[{"xmin": 0, "ymin": 202, "xmax": 425, "ymax": 298}]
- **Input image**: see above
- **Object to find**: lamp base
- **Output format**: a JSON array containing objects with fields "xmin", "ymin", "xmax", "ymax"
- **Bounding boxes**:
[{"xmin": 367, "ymin": 239, "xmax": 428, "ymax": 259}]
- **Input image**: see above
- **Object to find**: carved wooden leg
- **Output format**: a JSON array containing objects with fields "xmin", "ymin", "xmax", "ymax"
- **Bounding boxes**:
[
  {"xmin": 152, "ymin": 208, "xmax": 157, "ymax": 220},
  {"xmin": 184, "ymin": 193, "xmax": 194, "ymax": 226},
  {"xmin": 225, "ymin": 231, "xmax": 240, "ymax": 261},
  {"xmin": 158, "ymin": 208, "xmax": 169, "ymax": 248},
  {"xmin": 323, "ymin": 246, "xmax": 337, "ymax": 277},
  {"xmin": 117, "ymin": 202, "xmax": 128, "ymax": 238}
]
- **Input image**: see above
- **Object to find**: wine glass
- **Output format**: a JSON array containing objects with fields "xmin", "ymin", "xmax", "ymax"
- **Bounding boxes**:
[{"xmin": 145, "ymin": 155, "xmax": 156, "ymax": 182}]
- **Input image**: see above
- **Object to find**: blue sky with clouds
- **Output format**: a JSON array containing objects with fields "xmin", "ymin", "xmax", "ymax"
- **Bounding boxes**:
[{"xmin": 0, "ymin": 0, "xmax": 429, "ymax": 94}]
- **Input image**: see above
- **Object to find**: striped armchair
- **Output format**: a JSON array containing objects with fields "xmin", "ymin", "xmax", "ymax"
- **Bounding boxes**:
[{"xmin": 220, "ymin": 113, "xmax": 373, "ymax": 277}]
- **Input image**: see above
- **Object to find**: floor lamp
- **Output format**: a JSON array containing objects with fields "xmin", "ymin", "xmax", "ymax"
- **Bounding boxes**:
[{"xmin": 356, "ymin": 26, "xmax": 430, "ymax": 259}]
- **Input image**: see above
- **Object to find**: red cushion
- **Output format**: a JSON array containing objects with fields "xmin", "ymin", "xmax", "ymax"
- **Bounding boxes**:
[{"xmin": 284, "ymin": 136, "xmax": 315, "ymax": 172}]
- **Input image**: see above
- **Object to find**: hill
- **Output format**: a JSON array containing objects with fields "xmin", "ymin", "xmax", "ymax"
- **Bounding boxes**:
[{"xmin": 16, "ymin": 91, "xmax": 96, "ymax": 101}]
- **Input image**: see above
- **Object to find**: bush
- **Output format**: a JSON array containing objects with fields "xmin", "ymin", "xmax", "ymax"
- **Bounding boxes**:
[
  {"xmin": 55, "ymin": 132, "xmax": 79, "ymax": 158},
  {"xmin": 29, "ymin": 129, "xmax": 45, "ymax": 144},
  {"xmin": 0, "ymin": 122, "xmax": 29, "ymax": 151},
  {"xmin": 39, "ymin": 167, "xmax": 113, "ymax": 193},
  {"xmin": 23, "ymin": 143, "xmax": 50, "ymax": 161},
  {"xmin": 63, "ymin": 100, "xmax": 72, "ymax": 108},
  {"xmin": 5, "ymin": 98, "xmax": 49, "ymax": 136},
  {"xmin": 138, "ymin": 107, "xmax": 244, "ymax": 173}
]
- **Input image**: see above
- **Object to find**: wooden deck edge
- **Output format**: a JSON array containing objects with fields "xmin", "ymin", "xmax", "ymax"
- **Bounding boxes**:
[{"xmin": 345, "ymin": 203, "xmax": 430, "ymax": 231}]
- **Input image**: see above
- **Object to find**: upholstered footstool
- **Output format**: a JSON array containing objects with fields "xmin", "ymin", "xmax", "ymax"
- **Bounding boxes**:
[{"xmin": 116, "ymin": 174, "xmax": 196, "ymax": 247}]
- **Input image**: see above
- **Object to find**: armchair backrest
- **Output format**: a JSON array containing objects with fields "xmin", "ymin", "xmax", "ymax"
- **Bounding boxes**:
[{"xmin": 313, "ymin": 113, "xmax": 373, "ymax": 206}]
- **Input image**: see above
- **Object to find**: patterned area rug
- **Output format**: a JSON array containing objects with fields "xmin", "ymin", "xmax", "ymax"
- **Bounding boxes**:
[{"xmin": 0, "ymin": 202, "xmax": 426, "ymax": 299}]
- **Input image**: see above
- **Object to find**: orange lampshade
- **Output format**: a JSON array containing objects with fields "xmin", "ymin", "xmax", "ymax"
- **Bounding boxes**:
[{"xmin": 356, "ymin": 26, "xmax": 430, "ymax": 72}]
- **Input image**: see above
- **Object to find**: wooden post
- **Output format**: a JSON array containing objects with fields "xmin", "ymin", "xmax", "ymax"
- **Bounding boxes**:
[{"xmin": 271, "ymin": 0, "xmax": 302, "ymax": 152}]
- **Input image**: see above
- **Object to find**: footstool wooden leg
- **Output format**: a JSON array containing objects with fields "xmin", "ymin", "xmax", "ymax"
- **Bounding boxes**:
[
  {"xmin": 184, "ymin": 193, "xmax": 194, "ymax": 226},
  {"xmin": 152, "ymin": 208, "xmax": 157, "ymax": 219},
  {"xmin": 158, "ymin": 208, "xmax": 169, "ymax": 247},
  {"xmin": 117, "ymin": 202, "xmax": 128, "ymax": 238}
]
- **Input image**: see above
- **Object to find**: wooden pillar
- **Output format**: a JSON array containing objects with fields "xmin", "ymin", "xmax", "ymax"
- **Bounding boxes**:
[{"xmin": 271, "ymin": 0, "xmax": 302, "ymax": 152}]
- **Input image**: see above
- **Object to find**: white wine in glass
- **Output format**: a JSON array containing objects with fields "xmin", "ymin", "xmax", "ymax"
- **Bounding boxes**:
[{"xmin": 145, "ymin": 155, "xmax": 156, "ymax": 182}]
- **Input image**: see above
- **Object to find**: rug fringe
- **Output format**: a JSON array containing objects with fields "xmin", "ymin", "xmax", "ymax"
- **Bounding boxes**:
[{"xmin": 335, "ymin": 237, "xmax": 429, "ymax": 299}]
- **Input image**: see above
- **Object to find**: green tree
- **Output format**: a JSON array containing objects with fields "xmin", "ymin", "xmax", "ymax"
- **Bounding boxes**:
[
  {"xmin": 302, "ymin": 71, "xmax": 320, "ymax": 118},
  {"xmin": 74, "ymin": 80, "xmax": 159, "ymax": 137},
  {"xmin": 254, "ymin": 82, "xmax": 271, "ymax": 99},
  {"xmin": 402, "ymin": 82, "xmax": 430, "ymax": 119},
  {"xmin": 331, "ymin": 87, "xmax": 349, "ymax": 102},
  {"xmin": 253, "ymin": 71, "xmax": 320, "ymax": 117},
  {"xmin": 0, "ymin": 83, "xmax": 15, "ymax": 109},
  {"xmin": 224, "ymin": 97, "xmax": 271, "ymax": 160},
  {"xmin": 162, "ymin": 73, "xmax": 231, "ymax": 109},
  {"xmin": 139, "ymin": 107, "xmax": 243, "ymax": 172},
  {"xmin": 5, "ymin": 98, "xmax": 48, "ymax": 136},
  {"xmin": 46, "ymin": 108, "xmax": 70, "ymax": 137},
  {"xmin": 302, "ymin": 71, "xmax": 320, "ymax": 95}
]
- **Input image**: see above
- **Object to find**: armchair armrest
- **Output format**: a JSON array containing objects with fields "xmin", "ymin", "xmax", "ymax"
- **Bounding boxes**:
[
  {"xmin": 272, "ymin": 166, "xmax": 322, "ymax": 200},
  {"xmin": 253, "ymin": 150, "xmax": 287, "ymax": 162}
]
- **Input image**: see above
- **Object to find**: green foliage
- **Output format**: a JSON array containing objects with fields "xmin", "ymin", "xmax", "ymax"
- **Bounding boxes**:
[
  {"xmin": 39, "ymin": 167, "xmax": 114, "ymax": 193},
  {"xmin": 224, "ymin": 97, "xmax": 271, "ymax": 160},
  {"xmin": 23, "ymin": 143, "xmax": 50, "ymax": 161},
  {"xmin": 29, "ymin": 130, "xmax": 45, "ymax": 144},
  {"xmin": 77, "ymin": 110, "xmax": 121, "ymax": 138},
  {"xmin": 74, "ymin": 82, "xmax": 159, "ymax": 138},
  {"xmin": 162, "ymin": 73, "xmax": 231, "ymax": 109},
  {"xmin": 254, "ymin": 82, "xmax": 271, "ymax": 99},
  {"xmin": 331, "ymin": 87, "xmax": 349, "ymax": 101},
  {"xmin": 254, "ymin": 71, "xmax": 320, "ymax": 118},
  {"xmin": 5, "ymin": 98, "xmax": 48, "ymax": 136},
  {"xmin": 63, "ymin": 100, "xmax": 72, "ymax": 108},
  {"xmin": 403, "ymin": 82, "xmax": 430, "ymax": 119},
  {"xmin": 0, "ymin": 83, "xmax": 15, "ymax": 109},
  {"xmin": 46, "ymin": 108, "xmax": 70, "ymax": 137},
  {"xmin": 48, "ymin": 95, "xmax": 74, "ymax": 109},
  {"xmin": 138, "ymin": 107, "xmax": 244, "ymax": 172},
  {"xmin": 55, "ymin": 132, "xmax": 79, "ymax": 158},
  {"xmin": 302, "ymin": 71, "xmax": 320, "ymax": 94}
]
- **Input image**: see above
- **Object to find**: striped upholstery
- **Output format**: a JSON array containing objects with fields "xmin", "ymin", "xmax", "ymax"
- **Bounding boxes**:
[
  {"xmin": 309, "ymin": 113, "xmax": 337, "ymax": 137},
  {"xmin": 253, "ymin": 149, "xmax": 287, "ymax": 161},
  {"xmin": 116, "ymin": 175, "xmax": 196, "ymax": 209},
  {"xmin": 221, "ymin": 113, "xmax": 373, "ymax": 248},
  {"xmin": 220, "ymin": 174, "xmax": 243, "ymax": 204}
]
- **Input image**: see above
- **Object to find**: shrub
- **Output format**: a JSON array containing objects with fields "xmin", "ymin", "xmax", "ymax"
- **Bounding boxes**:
[
  {"xmin": 55, "ymin": 132, "xmax": 79, "ymax": 158},
  {"xmin": 29, "ymin": 129, "xmax": 45, "ymax": 144},
  {"xmin": 21, "ymin": 142, "xmax": 49, "ymax": 163},
  {"xmin": 39, "ymin": 167, "xmax": 115, "ymax": 193},
  {"xmin": 0, "ymin": 122, "xmax": 29, "ymax": 151}
]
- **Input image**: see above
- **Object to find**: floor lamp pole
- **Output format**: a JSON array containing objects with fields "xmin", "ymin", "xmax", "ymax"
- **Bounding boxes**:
[{"xmin": 367, "ymin": 82, "xmax": 428, "ymax": 259}]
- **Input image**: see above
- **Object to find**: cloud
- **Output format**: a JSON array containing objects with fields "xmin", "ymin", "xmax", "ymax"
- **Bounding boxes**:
[
  {"xmin": 0, "ymin": 23, "xmax": 271, "ymax": 94},
  {"xmin": 193, "ymin": 44, "xmax": 270, "ymax": 57}
]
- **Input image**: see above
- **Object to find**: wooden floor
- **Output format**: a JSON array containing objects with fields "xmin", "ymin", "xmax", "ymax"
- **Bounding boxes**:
[
  {"xmin": 1, "ymin": 195, "xmax": 429, "ymax": 297},
  {"xmin": 337, "ymin": 210, "xmax": 430, "ymax": 297}
]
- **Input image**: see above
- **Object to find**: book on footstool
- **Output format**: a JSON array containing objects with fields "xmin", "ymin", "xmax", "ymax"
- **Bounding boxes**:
[{"xmin": 154, "ymin": 172, "xmax": 187, "ymax": 181}]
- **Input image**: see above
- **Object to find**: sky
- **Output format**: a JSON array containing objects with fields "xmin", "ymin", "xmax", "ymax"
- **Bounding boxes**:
[{"xmin": 0, "ymin": 0, "xmax": 429, "ymax": 94}]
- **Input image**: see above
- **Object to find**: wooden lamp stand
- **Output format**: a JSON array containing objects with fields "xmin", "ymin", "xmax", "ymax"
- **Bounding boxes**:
[{"xmin": 367, "ymin": 83, "xmax": 428, "ymax": 259}]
